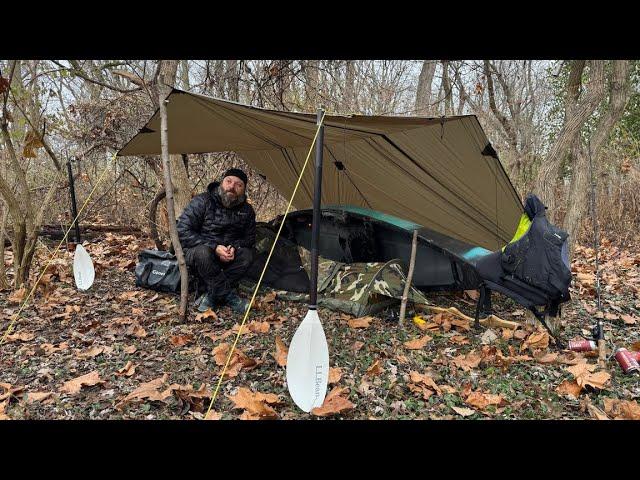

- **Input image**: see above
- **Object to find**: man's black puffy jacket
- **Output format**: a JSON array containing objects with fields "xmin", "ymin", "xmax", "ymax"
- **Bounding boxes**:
[{"xmin": 177, "ymin": 181, "xmax": 256, "ymax": 252}]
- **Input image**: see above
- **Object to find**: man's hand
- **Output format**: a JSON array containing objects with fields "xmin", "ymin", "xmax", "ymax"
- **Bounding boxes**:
[{"xmin": 215, "ymin": 245, "xmax": 235, "ymax": 263}]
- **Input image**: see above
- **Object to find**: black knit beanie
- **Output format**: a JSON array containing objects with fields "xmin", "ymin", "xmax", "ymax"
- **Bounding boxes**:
[{"xmin": 222, "ymin": 168, "xmax": 248, "ymax": 186}]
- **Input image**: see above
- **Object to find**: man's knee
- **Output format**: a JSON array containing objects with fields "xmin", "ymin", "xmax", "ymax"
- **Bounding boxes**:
[
  {"xmin": 234, "ymin": 247, "xmax": 254, "ymax": 267},
  {"xmin": 187, "ymin": 244, "xmax": 216, "ymax": 266}
]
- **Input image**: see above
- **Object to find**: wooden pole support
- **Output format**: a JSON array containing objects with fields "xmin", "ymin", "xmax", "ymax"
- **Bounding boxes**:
[
  {"xmin": 158, "ymin": 76, "xmax": 189, "ymax": 321},
  {"xmin": 598, "ymin": 338, "xmax": 607, "ymax": 367},
  {"xmin": 399, "ymin": 229, "xmax": 418, "ymax": 327}
]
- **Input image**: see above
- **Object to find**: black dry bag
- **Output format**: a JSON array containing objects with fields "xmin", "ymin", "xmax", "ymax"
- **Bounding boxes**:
[{"xmin": 135, "ymin": 249, "xmax": 181, "ymax": 294}]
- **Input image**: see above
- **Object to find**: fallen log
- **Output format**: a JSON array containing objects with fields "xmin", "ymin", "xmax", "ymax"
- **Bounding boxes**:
[
  {"xmin": 3, "ymin": 224, "xmax": 144, "ymax": 247},
  {"xmin": 414, "ymin": 304, "xmax": 521, "ymax": 330}
]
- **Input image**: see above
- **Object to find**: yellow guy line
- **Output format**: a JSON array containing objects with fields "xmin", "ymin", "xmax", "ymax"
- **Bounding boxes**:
[
  {"xmin": 204, "ymin": 112, "xmax": 326, "ymax": 419},
  {"xmin": 0, "ymin": 154, "xmax": 116, "ymax": 346}
]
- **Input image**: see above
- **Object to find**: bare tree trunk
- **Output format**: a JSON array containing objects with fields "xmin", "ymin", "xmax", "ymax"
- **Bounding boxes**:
[
  {"xmin": 226, "ymin": 60, "xmax": 239, "ymax": 102},
  {"xmin": 441, "ymin": 61, "xmax": 453, "ymax": 116},
  {"xmin": 149, "ymin": 188, "xmax": 167, "ymax": 250},
  {"xmin": 344, "ymin": 60, "xmax": 356, "ymax": 112},
  {"xmin": 158, "ymin": 60, "xmax": 191, "ymax": 217},
  {"xmin": 304, "ymin": 60, "xmax": 319, "ymax": 108},
  {"xmin": 159, "ymin": 74, "xmax": 188, "ymax": 321},
  {"xmin": 564, "ymin": 60, "xmax": 632, "ymax": 251},
  {"xmin": 214, "ymin": 60, "xmax": 225, "ymax": 97},
  {"xmin": 415, "ymin": 60, "xmax": 436, "ymax": 115},
  {"xmin": 0, "ymin": 205, "xmax": 9, "ymax": 289},
  {"xmin": 535, "ymin": 60, "xmax": 606, "ymax": 223},
  {"xmin": 180, "ymin": 60, "xmax": 190, "ymax": 90}
]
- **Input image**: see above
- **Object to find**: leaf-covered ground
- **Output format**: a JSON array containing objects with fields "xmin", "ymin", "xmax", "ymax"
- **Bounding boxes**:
[{"xmin": 1, "ymin": 233, "xmax": 640, "ymax": 420}]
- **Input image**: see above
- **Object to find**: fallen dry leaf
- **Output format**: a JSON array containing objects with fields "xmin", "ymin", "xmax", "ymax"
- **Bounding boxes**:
[
  {"xmin": 213, "ymin": 343, "xmax": 258, "ymax": 378},
  {"xmin": 116, "ymin": 374, "xmax": 171, "ymax": 409},
  {"xmin": 5, "ymin": 331, "xmax": 35, "ymax": 342},
  {"xmin": 351, "ymin": 341, "xmax": 365, "ymax": 352},
  {"xmin": 59, "ymin": 371, "xmax": 105, "ymax": 395},
  {"xmin": 0, "ymin": 383, "xmax": 25, "ymax": 402},
  {"xmin": 328, "ymin": 367, "xmax": 343, "ymax": 384},
  {"xmin": 348, "ymin": 316, "xmax": 373, "ymax": 329},
  {"xmin": 124, "ymin": 345, "xmax": 137, "ymax": 354},
  {"xmin": 204, "ymin": 411, "xmax": 222, "ymax": 420},
  {"xmin": 502, "ymin": 328, "xmax": 514, "ymax": 340},
  {"xmin": 534, "ymin": 352, "xmax": 559, "ymax": 364},
  {"xmin": 247, "ymin": 321, "xmax": 270, "ymax": 334},
  {"xmin": 116, "ymin": 361, "xmax": 136, "ymax": 377},
  {"xmin": 451, "ymin": 318, "xmax": 471, "ymax": 332},
  {"xmin": 195, "ymin": 309, "xmax": 218, "ymax": 322},
  {"xmin": 521, "ymin": 330, "xmax": 550, "ymax": 352},
  {"xmin": 409, "ymin": 371, "xmax": 442, "ymax": 396},
  {"xmin": 8, "ymin": 287, "xmax": 26, "ymax": 304},
  {"xmin": 228, "ymin": 387, "xmax": 280, "ymax": 420},
  {"xmin": 0, "ymin": 400, "xmax": 9, "ymax": 420},
  {"xmin": 513, "ymin": 330, "xmax": 528, "ymax": 341},
  {"xmin": 26, "ymin": 392, "xmax": 54, "ymax": 403},
  {"xmin": 580, "ymin": 371, "xmax": 611, "ymax": 390},
  {"xmin": 621, "ymin": 314, "xmax": 637, "ymax": 325},
  {"xmin": 76, "ymin": 346, "xmax": 105, "ymax": 359},
  {"xmin": 452, "ymin": 406, "xmax": 476, "ymax": 417},
  {"xmin": 311, "ymin": 386, "xmax": 354, "ymax": 417},
  {"xmin": 274, "ymin": 336, "xmax": 288, "ymax": 367},
  {"xmin": 452, "ymin": 350, "xmax": 483, "ymax": 371},
  {"xmin": 365, "ymin": 360, "xmax": 384, "ymax": 377},
  {"xmin": 603, "ymin": 398, "xmax": 640, "ymax": 420},
  {"xmin": 556, "ymin": 351, "xmax": 588, "ymax": 365},
  {"xmin": 169, "ymin": 334, "xmax": 194, "ymax": 347},
  {"xmin": 404, "ymin": 335, "xmax": 432, "ymax": 350},
  {"xmin": 465, "ymin": 391, "xmax": 505, "ymax": 411},
  {"xmin": 172, "ymin": 384, "xmax": 213, "ymax": 412},
  {"xmin": 449, "ymin": 335, "xmax": 470, "ymax": 345},
  {"xmin": 127, "ymin": 323, "xmax": 147, "ymax": 338},
  {"xmin": 396, "ymin": 354, "xmax": 409, "ymax": 364},
  {"xmin": 41, "ymin": 342, "xmax": 69, "ymax": 355},
  {"xmin": 464, "ymin": 290, "xmax": 480, "ymax": 301},
  {"xmin": 556, "ymin": 379, "xmax": 582, "ymax": 398}
]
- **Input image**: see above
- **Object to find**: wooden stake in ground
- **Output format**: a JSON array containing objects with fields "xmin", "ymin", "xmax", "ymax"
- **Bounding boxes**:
[
  {"xmin": 158, "ymin": 76, "xmax": 189, "ymax": 321},
  {"xmin": 399, "ymin": 229, "xmax": 418, "ymax": 327}
]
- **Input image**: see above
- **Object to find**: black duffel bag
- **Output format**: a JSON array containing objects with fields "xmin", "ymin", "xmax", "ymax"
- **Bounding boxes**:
[{"xmin": 135, "ymin": 249, "xmax": 181, "ymax": 294}]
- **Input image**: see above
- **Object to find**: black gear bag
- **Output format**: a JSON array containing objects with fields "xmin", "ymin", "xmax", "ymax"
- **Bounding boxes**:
[{"xmin": 135, "ymin": 249, "xmax": 182, "ymax": 294}]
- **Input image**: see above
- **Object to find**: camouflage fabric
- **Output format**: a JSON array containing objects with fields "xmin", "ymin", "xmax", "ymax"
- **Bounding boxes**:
[
  {"xmin": 243, "ymin": 257, "xmax": 428, "ymax": 317},
  {"xmin": 244, "ymin": 227, "xmax": 428, "ymax": 316}
]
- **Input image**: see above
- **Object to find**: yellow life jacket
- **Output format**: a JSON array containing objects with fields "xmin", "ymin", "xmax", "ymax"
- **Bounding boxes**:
[{"xmin": 502, "ymin": 213, "xmax": 532, "ymax": 252}]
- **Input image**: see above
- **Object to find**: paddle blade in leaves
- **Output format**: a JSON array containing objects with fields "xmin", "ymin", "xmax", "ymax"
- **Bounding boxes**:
[
  {"xmin": 73, "ymin": 244, "xmax": 95, "ymax": 291},
  {"xmin": 286, "ymin": 309, "xmax": 329, "ymax": 413}
]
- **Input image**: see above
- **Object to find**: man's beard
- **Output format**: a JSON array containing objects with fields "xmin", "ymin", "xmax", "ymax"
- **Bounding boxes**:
[{"xmin": 218, "ymin": 185, "xmax": 246, "ymax": 208}]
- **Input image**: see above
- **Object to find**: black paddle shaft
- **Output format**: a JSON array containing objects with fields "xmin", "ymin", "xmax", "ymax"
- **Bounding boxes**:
[
  {"xmin": 67, "ymin": 158, "xmax": 82, "ymax": 243},
  {"xmin": 309, "ymin": 109, "xmax": 325, "ymax": 308}
]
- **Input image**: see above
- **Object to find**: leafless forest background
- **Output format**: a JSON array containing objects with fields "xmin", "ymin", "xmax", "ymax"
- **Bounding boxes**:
[{"xmin": 1, "ymin": 59, "xmax": 639, "ymax": 290}]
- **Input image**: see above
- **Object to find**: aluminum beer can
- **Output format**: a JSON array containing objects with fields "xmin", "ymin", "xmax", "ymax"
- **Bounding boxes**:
[
  {"xmin": 614, "ymin": 348, "xmax": 640, "ymax": 374},
  {"xmin": 568, "ymin": 339, "xmax": 598, "ymax": 352},
  {"xmin": 625, "ymin": 350, "xmax": 640, "ymax": 362}
]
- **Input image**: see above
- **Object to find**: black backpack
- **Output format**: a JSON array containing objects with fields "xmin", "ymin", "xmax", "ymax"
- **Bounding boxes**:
[
  {"xmin": 500, "ymin": 195, "xmax": 572, "ymax": 301},
  {"xmin": 135, "ymin": 249, "xmax": 182, "ymax": 294}
]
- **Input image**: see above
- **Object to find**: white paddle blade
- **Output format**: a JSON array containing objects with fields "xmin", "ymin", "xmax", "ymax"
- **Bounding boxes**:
[
  {"xmin": 286, "ymin": 309, "xmax": 330, "ymax": 413},
  {"xmin": 73, "ymin": 244, "xmax": 95, "ymax": 291}
]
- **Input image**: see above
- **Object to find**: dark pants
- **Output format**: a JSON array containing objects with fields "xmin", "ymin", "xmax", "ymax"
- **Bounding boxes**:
[{"xmin": 184, "ymin": 245, "xmax": 254, "ymax": 301}]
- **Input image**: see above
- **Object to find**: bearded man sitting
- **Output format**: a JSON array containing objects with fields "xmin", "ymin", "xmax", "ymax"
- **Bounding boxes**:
[{"xmin": 177, "ymin": 168, "xmax": 256, "ymax": 314}]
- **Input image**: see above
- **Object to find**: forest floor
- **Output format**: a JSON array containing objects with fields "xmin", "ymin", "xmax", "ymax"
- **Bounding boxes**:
[{"xmin": 1, "ymin": 233, "xmax": 640, "ymax": 420}]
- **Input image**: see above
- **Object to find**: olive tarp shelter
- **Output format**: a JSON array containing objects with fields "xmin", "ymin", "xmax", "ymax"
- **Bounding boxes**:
[
  {"xmin": 118, "ymin": 88, "xmax": 523, "ymax": 251},
  {"xmin": 118, "ymin": 89, "xmax": 571, "ymax": 329}
]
